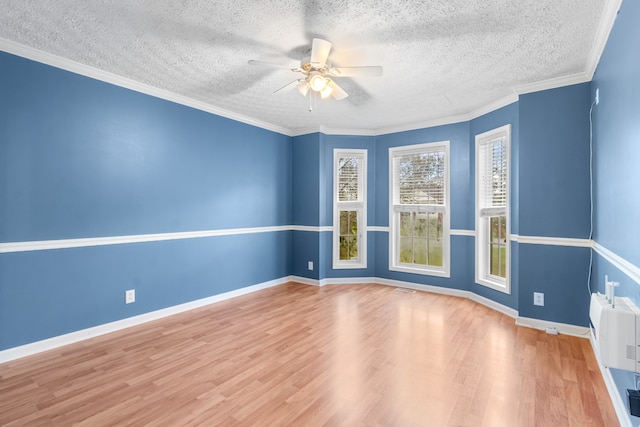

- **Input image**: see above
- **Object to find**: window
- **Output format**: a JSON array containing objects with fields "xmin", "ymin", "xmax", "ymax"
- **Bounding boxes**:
[
  {"xmin": 389, "ymin": 141, "xmax": 450, "ymax": 277},
  {"xmin": 475, "ymin": 124, "xmax": 510, "ymax": 293},
  {"xmin": 333, "ymin": 149, "xmax": 367, "ymax": 269}
]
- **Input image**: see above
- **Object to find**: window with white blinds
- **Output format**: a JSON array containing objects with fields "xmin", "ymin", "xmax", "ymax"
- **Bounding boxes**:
[
  {"xmin": 389, "ymin": 141, "xmax": 450, "ymax": 277},
  {"xmin": 337, "ymin": 156, "xmax": 361, "ymax": 202},
  {"xmin": 394, "ymin": 150, "xmax": 446, "ymax": 208},
  {"xmin": 477, "ymin": 136, "xmax": 507, "ymax": 217},
  {"xmin": 475, "ymin": 124, "xmax": 511, "ymax": 293},
  {"xmin": 333, "ymin": 149, "xmax": 367, "ymax": 269}
]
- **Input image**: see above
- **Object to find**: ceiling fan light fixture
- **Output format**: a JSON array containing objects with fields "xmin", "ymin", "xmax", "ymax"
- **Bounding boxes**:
[
  {"xmin": 320, "ymin": 84, "xmax": 333, "ymax": 99},
  {"xmin": 309, "ymin": 73, "xmax": 327, "ymax": 92}
]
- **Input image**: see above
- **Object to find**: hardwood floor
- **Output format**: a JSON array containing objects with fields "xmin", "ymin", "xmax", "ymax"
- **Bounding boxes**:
[{"xmin": 0, "ymin": 282, "xmax": 617, "ymax": 426}]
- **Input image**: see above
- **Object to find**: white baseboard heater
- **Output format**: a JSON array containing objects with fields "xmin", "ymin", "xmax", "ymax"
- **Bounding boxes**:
[{"xmin": 590, "ymin": 292, "xmax": 640, "ymax": 372}]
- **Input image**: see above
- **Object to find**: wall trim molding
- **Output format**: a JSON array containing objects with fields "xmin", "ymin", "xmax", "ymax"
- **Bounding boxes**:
[
  {"xmin": 451, "ymin": 229, "xmax": 475, "ymax": 237},
  {"xmin": 0, "ymin": 226, "xmax": 292, "ymax": 254},
  {"xmin": 1, "ymin": 228, "xmax": 608, "ymax": 254},
  {"xmin": 515, "ymin": 316, "xmax": 590, "ymax": 338},
  {"xmin": 512, "ymin": 234, "xmax": 593, "ymax": 248},
  {"xmin": 290, "ymin": 225, "xmax": 328, "ymax": 233},
  {"xmin": 593, "ymin": 242, "xmax": 640, "ymax": 286},
  {"xmin": 0, "ymin": 38, "xmax": 292, "ymax": 137},
  {"xmin": 0, "ymin": 276, "xmax": 290, "ymax": 364}
]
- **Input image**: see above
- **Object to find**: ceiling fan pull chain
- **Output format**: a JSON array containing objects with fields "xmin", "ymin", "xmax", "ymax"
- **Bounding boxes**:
[{"xmin": 309, "ymin": 90, "xmax": 318, "ymax": 112}]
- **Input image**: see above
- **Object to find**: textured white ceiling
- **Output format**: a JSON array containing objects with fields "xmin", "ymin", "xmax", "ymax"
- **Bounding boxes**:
[{"xmin": 0, "ymin": 0, "xmax": 611, "ymax": 135}]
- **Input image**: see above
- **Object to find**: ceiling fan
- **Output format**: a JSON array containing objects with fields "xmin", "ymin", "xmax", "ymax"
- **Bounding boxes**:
[{"xmin": 249, "ymin": 38, "xmax": 383, "ymax": 109}]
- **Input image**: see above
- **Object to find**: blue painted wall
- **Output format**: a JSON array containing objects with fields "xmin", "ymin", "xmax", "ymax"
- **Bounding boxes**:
[
  {"xmin": 592, "ymin": 0, "xmax": 640, "ymax": 276},
  {"xmin": 0, "ymin": 232, "xmax": 290, "ymax": 349},
  {"xmin": 519, "ymin": 83, "xmax": 591, "ymax": 239},
  {"xmin": 591, "ymin": 1, "xmax": 640, "ymax": 422},
  {"xmin": 0, "ymin": 52, "xmax": 292, "ymax": 350},
  {"xmin": 291, "ymin": 133, "xmax": 321, "ymax": 279},
  {"xmin": 287, "ymin": 94, "xmax": 592, "ymax": 323},
  {"xmin": 291, "ymin": 133, "xmax": 377, "ymax": 280},
  {"xmin": 517, "ymin": 83, "xmax": 593, "ymax": 326},
  {"xmin": 292, "ymin": 133, "xmax": 320, "ymax": 227},
  {"xmin": 1, "ymin": 14, "xmax": 623, "ymax": 353}
]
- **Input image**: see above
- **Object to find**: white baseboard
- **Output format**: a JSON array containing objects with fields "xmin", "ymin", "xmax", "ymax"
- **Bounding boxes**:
[
  {"xmin": 0, "ymin": 277, "xmax": 288, "ymax": 364},
  {"xmin": 0, "ymin": 275, "xmax": 594, "ymax": 368},
  {"xmin": 291, "ymin": 275, "xmax": 520, "ymax": 320},
  {"xmin": 515, "ymin": 316, "xmax": 590, "ymax": 338},
  {"xmin": 375, "ymin": 277, "xmax": 469, "ymax": 297},
  {"xmin": 289, "ymin": 276, "xmax": 321, "ymax": 286},
  {"xmin": 322, "ymin": 277, "xmax": 378, "ymax": 286},
  {"xmin": 467, "ymin": 292, "xmax": 519, "ymax": 319},
  {"xmin": 376, "ymin": 277, "xmax": 520, "ymax": 319},
  {"xmin": 589, "ymin": 332, "xmax": 633, "ymax": 427}
]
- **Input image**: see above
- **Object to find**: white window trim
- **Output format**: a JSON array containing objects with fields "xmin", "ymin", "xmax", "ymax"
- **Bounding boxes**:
[
  {"xmin": 389, "ymin": 141, "xmax": 451, "ymax": 278},
  {"xmin": 333, "ymin": 149, "xmax": 367, "ymax": 269},
  {"xmin": 475, "ymin": 124, "xmax": 511, "ymax": 293}
]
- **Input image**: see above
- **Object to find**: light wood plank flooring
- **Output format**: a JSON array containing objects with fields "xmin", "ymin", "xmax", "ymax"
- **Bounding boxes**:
[{"xmin": 0, "ymin": 282, "xmax": 617, "ymax": 426}]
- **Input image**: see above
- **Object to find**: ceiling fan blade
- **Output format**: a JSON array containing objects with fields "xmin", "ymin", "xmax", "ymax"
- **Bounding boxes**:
[
  {"xmin": 327, "ymin": 80, "xmax": 348, "ymax": 100},
  {"xmin": 297, "ymin": 82, "xmax": 310, "ymax": 96},
  {"xmin": 248, "ymin": 59, "xmax": 297, "ymax": 70},
  {"xmin": 329, "ymin": 66, "xmax": 383, "ymax": 77},
  {"xmin": 273, "ymin": 79, "xmax": 301, "ymax": 94},
  {"xmin": 310, "ymin": 38, "xmax": 332, "ymax": 65}
]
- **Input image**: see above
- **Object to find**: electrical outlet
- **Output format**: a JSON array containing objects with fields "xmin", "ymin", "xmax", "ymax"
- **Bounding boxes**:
[
  {"xmin": 308, "ymin": 261, "xmax": 314, "ymax": 271},
  {"xmin": 125, "ymin": 289, "xmax": 135, "ymax": 304},
  {"xmin": 533, "ymin": 292, "xmax": 544, "ymax": 306}
]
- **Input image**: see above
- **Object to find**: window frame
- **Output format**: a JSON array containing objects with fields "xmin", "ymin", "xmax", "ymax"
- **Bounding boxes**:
[
  {"xmin": 333, "ymin": 149, "xmax": 367, "ymax": 269},
  {"xmin": 389, "ymin": 141, "xmax": 451, "ymax": 278},
  {"xmin": 475, "ymin": 124, "xmax": 511, "ymax": 293}
]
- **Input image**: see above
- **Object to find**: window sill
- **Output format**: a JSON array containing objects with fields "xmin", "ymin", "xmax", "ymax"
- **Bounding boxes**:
[
  {"xmin": 390, "ymin": 264, "xmax": 450, "ymax": 278},
  {"xmin": 475, "ymin": 276, "xmax": 510, "ymax": 294},
  {"xmin": 333, "ymin": 262, "xmax": 367, "ymax": 270}
]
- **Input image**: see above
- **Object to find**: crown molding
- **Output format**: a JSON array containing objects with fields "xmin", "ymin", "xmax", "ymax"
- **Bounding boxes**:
[
  {"xmin": 372, "ymin": 93, "xmax": 520, "ymax": 136},
  {"xmin": 585, "ymin": 0, "xmax": 623, "ymax": 80},
  {"xmin": 513, "ymin": 72, "xmax": 591, "ymax": 95},
  {"xmin": 2, "ymin": 0, "xmax": 623, "ymax": 142},
  {"xmin": 291, "ymin": 126, "xmax": 378, "ymax": 137},
  {"xmin": 373, "ymin": 112, "xmax": 472, "ymax": 137},
  {"xmin": 465, "ymin": 92, "xmax": 520, "ymax": 122},
  {"xmin": 0, "ymin": 38, "xmax": 293, "ymax": 137}
]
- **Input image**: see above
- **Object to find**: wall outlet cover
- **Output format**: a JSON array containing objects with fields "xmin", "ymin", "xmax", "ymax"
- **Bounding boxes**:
[
  {"xmin": 125, "ymin": 289, "xmax": 135, "ymax": 304},
  {"xmin": 533, "ymin": 292, "xmax": 544, "ymax": 306}
]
